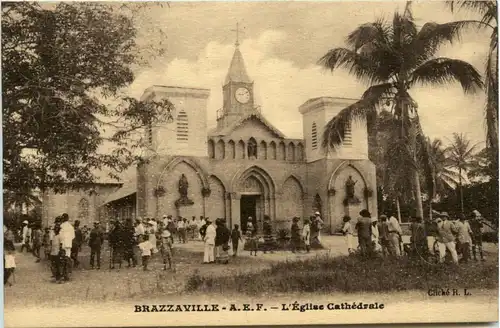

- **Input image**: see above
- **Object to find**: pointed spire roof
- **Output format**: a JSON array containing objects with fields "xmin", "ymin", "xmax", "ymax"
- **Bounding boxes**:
[{"xmin": 225, "ymin": 46, "xmax": 252, "ymax": 84}]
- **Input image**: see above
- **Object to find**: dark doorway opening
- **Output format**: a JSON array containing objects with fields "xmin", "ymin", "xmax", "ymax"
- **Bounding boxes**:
[{"xmin": 240, "ymin": 195, "xmax": 259, "ymax": 233}]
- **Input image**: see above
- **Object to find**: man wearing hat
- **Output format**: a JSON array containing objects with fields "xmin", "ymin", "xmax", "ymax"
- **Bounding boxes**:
[
  {"xmin": 436, "ymin": 212, "xmax": 458, "ymax": 264},
  {"xmin": 311, "ymin": 212, "xmax": 324, "ymax": 245},
  {"xmin": 20, "ymin": 220, "xmax": 31, "ymax": 253}
]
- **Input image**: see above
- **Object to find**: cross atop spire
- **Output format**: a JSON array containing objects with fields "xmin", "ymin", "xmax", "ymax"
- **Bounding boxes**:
[{"xmin": 231, "ymin": 22, "xmax": 244, "ymax": 47}]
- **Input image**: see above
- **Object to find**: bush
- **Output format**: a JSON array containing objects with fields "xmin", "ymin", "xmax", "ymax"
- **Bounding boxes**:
[
  {"xmin": 483, "ymin": 232, "xmax": 499, "ymax": 244},
  {"xmin": 185, "ymin": 254, "xmax": 498, "ymax": 295}
]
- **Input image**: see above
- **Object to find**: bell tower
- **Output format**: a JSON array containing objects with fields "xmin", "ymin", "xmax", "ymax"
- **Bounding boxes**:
[{"xmin": 217, "ymin": 23, "xmax": 255, "ymax": 128}]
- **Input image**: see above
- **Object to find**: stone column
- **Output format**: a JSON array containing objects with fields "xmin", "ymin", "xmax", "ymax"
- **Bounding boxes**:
[{"xmin": 230, "ymin": 192, "xmax": 241, "ymax": 228}]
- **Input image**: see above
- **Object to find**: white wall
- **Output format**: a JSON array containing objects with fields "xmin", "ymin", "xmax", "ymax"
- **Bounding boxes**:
[
  {"xmin": 141, "ymin": 86, "xmax": 210, "ymax": 158},
  {"xmin": 300, "ymin": 97, "xmax": 368, "ymax": 162}
]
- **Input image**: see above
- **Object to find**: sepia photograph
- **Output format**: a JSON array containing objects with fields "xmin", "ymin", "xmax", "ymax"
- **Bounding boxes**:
[{"xmin": 2, "ymin": 0, "xmax": 499, "ymax": 327}]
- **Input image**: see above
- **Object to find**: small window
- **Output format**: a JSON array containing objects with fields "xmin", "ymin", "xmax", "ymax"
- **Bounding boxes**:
[
  {"xmin": 311, "ymin": 122, "xmax": 318, "ymax": 150},
  {"xmin": 78, "ymin": 198, "xmax": 89, "ymax": 221},
  {"xmin": 147, "ymin": 123, "xmax": 153, "ymax": 145},
  {"xmin": 177, "ymin": 111, "xmax": 188, "ymax": 142},
  {"xmin": 343, "ymin": 121, "xmax": 352, "ymax": 147}
]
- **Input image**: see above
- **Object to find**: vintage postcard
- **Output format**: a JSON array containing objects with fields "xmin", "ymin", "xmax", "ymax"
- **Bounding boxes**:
[{"xmin": 2, "ymin": 0, "xmax": 498, "ymax": 327}]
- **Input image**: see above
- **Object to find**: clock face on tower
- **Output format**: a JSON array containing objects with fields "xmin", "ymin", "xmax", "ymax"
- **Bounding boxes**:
[{"xmin": 235, "ymin": 87, "xmax": 250, "ymax": 104}]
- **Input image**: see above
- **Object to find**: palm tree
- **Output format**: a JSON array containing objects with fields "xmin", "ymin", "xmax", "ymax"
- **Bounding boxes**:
[
  {"xmin": 318, "ymin": 2, "xmax": 483, "ymax": 218},
  {"xmin": 447, "ymin": 132, "xmax": 480, "ymax": 213},
  {"xmin": 446, "ymin": 1, "xmax": 498, "ymax": 178},
  {"xmin": 426, "ymin": 138, "xmax": 461, "ymax": 195}
]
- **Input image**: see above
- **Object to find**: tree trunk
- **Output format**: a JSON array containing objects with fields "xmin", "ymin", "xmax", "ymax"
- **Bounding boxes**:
[
  {"xmin": 459, "ymin": 167, "xmax": 464, "ymax": 214},
  {"xmin": 413, "ymin": 169, "xmax": 424, "ymax": 219},
  {"xmin": 396, "ymin": 197, "xmax": 402, "ymax": 222}
]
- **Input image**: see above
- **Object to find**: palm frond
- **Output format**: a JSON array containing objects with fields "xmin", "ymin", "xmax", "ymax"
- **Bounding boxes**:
[
  {"xmin": 346, "ymin": 20, "xmax": 391, "ymax": 52},
  {"xmin": 318, "ymin": 47, "xmax": 390, "ymax": 85},
  {"xmin": 321, "ymin": 83, "xmax": 393, "ymax": 149},
  {"xmin": 410, "ymin": 57, "xmax": 484, "ymax": 94},
  {"xmin": 411, "ymin": 21, "xmax": 481, "ymax": 67},
  {"xmin": 446, "ymin": 1, "xmax": 494, "ymax": 15}
]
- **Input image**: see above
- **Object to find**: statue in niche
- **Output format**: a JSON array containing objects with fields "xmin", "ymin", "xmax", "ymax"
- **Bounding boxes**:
[
  {"xmin": 247, "ymin": 139, "xmax": 257, "ymax": 159},
  {"xmin": 175, "ymin": 174, "xmax": 194, "ymax": 208},
  {"xmin": 179, "ymin": 174, "xmax": 188, "ymax": 197},
  {"xmin": 345, "ymin": 175, "xmax": 360, "ymax": 204}
]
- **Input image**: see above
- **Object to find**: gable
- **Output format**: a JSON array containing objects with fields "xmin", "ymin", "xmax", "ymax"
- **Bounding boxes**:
[{"xmin": 226, "ymin": 116, "xmax": 283, "ymax": 140}]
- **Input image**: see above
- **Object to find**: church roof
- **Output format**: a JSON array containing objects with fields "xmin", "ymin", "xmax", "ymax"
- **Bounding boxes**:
[
  {"xmin": 209, "ymin": 110, "xmax": 286, "ymax": 138},
  {"xmin": 225, "ymin": 46, "xmax": 252, "ymax": 84}
]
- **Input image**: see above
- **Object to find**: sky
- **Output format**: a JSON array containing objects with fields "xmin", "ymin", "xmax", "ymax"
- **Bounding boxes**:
[{"xmin": 116, "ymin": 0, "xmax": 491, "ymax": 148}]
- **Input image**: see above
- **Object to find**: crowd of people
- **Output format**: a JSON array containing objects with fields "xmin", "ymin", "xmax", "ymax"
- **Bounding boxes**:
[
  {"xmin": 3, "ymin": 206, "xmax": 492, "ymax": 286},
  {"xmin": 341, "ymin": 208, "xmax": 488, "ymax": 264}
]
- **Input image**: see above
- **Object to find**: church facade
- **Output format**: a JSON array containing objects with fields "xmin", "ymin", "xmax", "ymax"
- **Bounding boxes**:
[{"xmin": 42, "ymin": 44, "xmax": 377, "ymax": 234}]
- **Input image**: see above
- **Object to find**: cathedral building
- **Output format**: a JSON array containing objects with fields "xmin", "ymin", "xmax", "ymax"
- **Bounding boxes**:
[{"xmin": 42, "ymin": 42, "xmax": 377, "ymax": 234}]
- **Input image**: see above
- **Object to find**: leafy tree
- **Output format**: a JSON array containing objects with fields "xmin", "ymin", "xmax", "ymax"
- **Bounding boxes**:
[
  {"xmin": 446, "ymin": 133, "xmax": 480, "ymax": 213},
  {"xmin": 446, "ymin": 0, "xmax": 498, "ymax": 179},
  {"xmin": 2, "ymin": 2, "xmax": 173, "ymax": 204},
  {"xmin": 318, "ymin": 2, "xmax": 483, "ymax": 218}
]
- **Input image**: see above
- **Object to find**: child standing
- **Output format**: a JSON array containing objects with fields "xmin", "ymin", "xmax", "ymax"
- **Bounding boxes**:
[
  {"xmin": 4, "ymin": 242, "xmax": 16, "ymax": 286},
  {"xmin": 138, "ymin": 234, "xmax": 154, "ymax": 271},
  {"xmin": 231, "ymin": 224, "xmax": 243, "ymax": 257},
  {"xmin": 245, "ymin": 222, "xmax": 258, "ymax": 256},
  {"xmin": 159, "ymin": 229, "xmax": 173, "ymax": 270},
  {"xmin": 342, "ymin": 216, "xmax": 354, "ymax": 254}
]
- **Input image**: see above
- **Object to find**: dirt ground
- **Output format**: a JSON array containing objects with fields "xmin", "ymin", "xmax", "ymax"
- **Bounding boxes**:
[{"xmin": 4, "ymin": 236, "xmax": 498, "ymax": 309}]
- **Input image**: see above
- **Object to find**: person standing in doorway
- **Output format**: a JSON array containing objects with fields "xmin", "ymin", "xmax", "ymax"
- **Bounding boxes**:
[
  {"xmin": 89, "ymin": 222, "xmax": 104, "ymax": 270},
  {"xmin": 203, "ymin": 218, "xmax": 216, "ymax": 263}
]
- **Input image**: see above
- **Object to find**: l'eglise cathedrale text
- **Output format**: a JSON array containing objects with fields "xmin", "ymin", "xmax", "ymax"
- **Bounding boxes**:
[{"xmin": 282, "ymin": 302, "xmax": 385, "ymax": 312}]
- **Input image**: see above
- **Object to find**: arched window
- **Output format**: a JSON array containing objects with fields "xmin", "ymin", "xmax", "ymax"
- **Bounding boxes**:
[
  {"xmin": 311, "ymin": 122, "xmax": 318, "ymax": 150},
  {"xmin": 176, "ymin": 110, "xmax": 188, "ymax": 142},
  {"xmin": 78, "ymin": 198, "xmax": 89, "ymax": 220}
]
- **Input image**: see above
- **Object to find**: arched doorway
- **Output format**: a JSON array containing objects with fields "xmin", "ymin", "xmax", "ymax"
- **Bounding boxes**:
[{"xmin": 233, "ymin": 166, "xmax": 275, "ymax": 233}]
